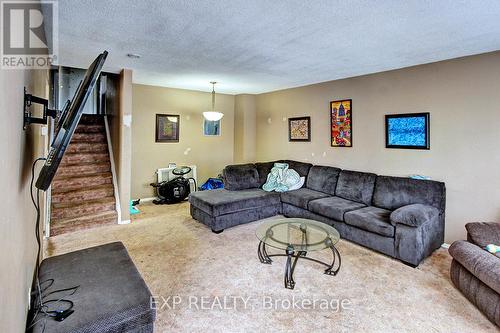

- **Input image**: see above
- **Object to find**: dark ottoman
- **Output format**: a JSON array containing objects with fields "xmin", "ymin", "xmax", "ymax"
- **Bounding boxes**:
[{"xmin": 31, "ymin": 242, "xmax": 155, "ymax": 333}]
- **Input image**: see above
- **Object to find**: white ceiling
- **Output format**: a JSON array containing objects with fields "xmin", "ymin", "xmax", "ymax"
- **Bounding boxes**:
[{"xmin": 53, "ymin": 0, "xmax": 500, "ymax": 94}]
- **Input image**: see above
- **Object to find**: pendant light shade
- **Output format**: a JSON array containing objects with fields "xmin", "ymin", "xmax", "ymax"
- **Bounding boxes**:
[
  {"xmin": 203, "ymin": 82, "xmax": 224, "ymax": 121},
  {"xmin": 203, "ymin": 111, "xmax": 224, "ymax": 121}
]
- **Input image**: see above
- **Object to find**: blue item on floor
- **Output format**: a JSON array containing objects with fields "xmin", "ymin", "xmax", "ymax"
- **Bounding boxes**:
[
  {"xmin": 130, "ymin": 200, "xmax": 140, "ymax": 215},
  {"xmin": 200, "ymin": 178, "xmax": 224, "ymax": 190}
]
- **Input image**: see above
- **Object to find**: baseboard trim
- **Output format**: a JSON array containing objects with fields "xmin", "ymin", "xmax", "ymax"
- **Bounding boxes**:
[
  {"xmin": 441, "ymin": 243, "xmax": 450, "ymax": 249},
  {"xmin": 119, "ymin": 219, "xmax": 131, "ymax": 225}
]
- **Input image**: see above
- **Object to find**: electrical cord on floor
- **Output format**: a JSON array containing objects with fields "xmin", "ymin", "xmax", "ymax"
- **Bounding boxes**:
[
  {"xmin": 42, "ymin": 285, "xmax": 80, "ymax": 302},
  {"xmin": 38, "ymin": 279, "xmax": 54, "ymax": 295}
]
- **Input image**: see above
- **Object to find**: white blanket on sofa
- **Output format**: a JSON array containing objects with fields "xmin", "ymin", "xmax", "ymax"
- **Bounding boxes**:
[{"xmin": 262, "ymin": 163, "xmax": 304, "ymax": 192}]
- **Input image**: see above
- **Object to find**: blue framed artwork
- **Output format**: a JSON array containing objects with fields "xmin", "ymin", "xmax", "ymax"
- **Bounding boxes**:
[
  {"xmin": 385, "ymin": 113, "xmax": 430, "ymax": 149},
  {"xmin": 203, "ymin": 119, "xmax": 221, "ymax": 136}
]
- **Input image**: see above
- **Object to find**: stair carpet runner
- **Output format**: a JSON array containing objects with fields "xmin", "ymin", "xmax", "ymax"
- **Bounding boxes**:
[{"xmin": 50, "ymin": 115, "xmax": 118, "ymax": 236}]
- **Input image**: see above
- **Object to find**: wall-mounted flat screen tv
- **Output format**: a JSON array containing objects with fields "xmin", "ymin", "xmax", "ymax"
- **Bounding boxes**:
[
  {"xmin": 385, "ymin": 112, "xmax": 430, "ymax": 149},
  {"xmin": 35, "ymin": 51, "xmax": 108, "ymax": 190}
]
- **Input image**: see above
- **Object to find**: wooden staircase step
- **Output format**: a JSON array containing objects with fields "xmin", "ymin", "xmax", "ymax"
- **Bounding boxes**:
[
  {"xmin": 50, "ymin": 211, "xmax": 118, "ymax": 236},
  {"xmin": 51, "ymin": 173, "xmax": 112, "ymax": 193},
  {"xmin": 54, "ymin": 162, "xmax": 111, "ymax": 179},
  {"xmin": 79, "ymin": 115, "xmax": 105, "ymax": 124},
  {"xmin": 51, "ymin": 185, "xmax": 114, "ymax": 204},
  {"xmin": 71, "ymin": 132, "xmax": 106, "ymax": 143},
  {"xmin": 66, "ymin": 142, "xmax": 108, "ymax": 154},
  {"xmin": 51, "ymin": 197, "xmax": 116, "ymax": 221},
  {"xmin": 61, "ymin": 152, "xmax": 109, "ymax": 166},
  {"xmin": 75, "ymin": 124, "xmax": 105, "ymax": 134}
]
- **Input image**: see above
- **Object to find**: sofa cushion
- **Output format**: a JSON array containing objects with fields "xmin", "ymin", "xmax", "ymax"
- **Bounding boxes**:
[
  {"xmin": 306, "ymin": 165, "xmax": 342, "ymax": 195},
  {"xmin": 283, "ymin": 160, "xmax": 313, "ymax": 178},
  {"xmin": 255, "ymin": 161, "xmax": 276, "ymax": 187},
  {"xmin": 309, "ymin": 196, "xmax": 366, "ymax": 221},
  {"xmin": 390, "ymin": 204, "xmax": 440, "ymax": 227},
  {"xmin": 223, "ymin": 163, "xmax": 260, "ymax": 190},
  {"xmin": 280, "ymin": 188, "xmax": 330, "ymax": 210},
  {"xmin": 345, "ymin": 206, "xmax": 394, "ymax": 237},
  {"xmin": 466, "ymin": 222, "xmax": 500, "ymax": 248},
  {"xmin": 335, "ymin": 170, "xmax": 377, "ymax": 205},
  {"xmin": 188, "ymin": 188, "xmax": 280, "ymax": 217},
  {"xmin": 372, "ymin": 176, "xmax": 446, "ymax": 212}
]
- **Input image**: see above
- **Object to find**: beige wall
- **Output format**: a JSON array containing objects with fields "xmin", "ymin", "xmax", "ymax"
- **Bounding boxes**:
[
  {"xmin": 119, "ymin": 70, "xmax": 133, "ymax": 221},
  {"xmin": 255, "ymin": 51, "xmax": 500, "ymax": 243},
  {"xmin": 234, "ymin": 94, "xmax": 256, "ymax": 163},
  {"xmin": 0, "ymin": 67, "xmax": 49, "ymax": 332},
  {"xmin": 132, "ymin": 84, "xmax": 235, "ymax": 198},
  {"xmin": 107, "ymin": 70, "xmax": 133, "ymax": 222}
]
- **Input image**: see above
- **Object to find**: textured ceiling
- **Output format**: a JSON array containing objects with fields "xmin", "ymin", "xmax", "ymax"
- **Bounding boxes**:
[{"xmin": 53, "ymin": 0, "xmax": 500, "ymax": 94}]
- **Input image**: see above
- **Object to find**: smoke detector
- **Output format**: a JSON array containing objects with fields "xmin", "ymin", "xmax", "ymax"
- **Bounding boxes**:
[{"xmin": 127, "ymin": 53, "xmax": 141, "ymax": 59}]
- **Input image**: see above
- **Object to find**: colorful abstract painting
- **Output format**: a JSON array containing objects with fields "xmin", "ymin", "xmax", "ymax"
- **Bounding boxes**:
[
  {"xmin": 288, "ymin": 116, "xmax": 310, "ymax": 142},
  {"xmin": 385, "ymin": 113, "xmax": 430, "ymax": 149},
  {"xmin": 156, "ymin": 114, "xmax": 179, "ymax": 142},
  {"xmin": 330, "ymin": 99, "xmax": 352, "ymax": 147}
]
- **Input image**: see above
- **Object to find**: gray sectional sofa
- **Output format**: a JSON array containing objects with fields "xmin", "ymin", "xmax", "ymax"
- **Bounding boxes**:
[{"xmin": 189, "ymin": 160, "xmax": 446, "ymax": 266}]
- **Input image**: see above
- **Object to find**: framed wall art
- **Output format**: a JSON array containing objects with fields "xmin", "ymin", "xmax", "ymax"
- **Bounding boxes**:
[
  {"xmin": 155, "ymin": 114, "xmax": 180, "ymax": 142},
  {"xmin": 203, "ymin": 119, "xmax": 221, "ymax": 136},
  {"xmin": 330, "ymin": 99, "xmax": 352, "ymax": 147},
  {"xmin": 385, "ymin": 112, "xmax": 430, "ymax": 149},
  {"xmin": 288, "ymin": 116, "xmax": 311, "ymax": 142}
]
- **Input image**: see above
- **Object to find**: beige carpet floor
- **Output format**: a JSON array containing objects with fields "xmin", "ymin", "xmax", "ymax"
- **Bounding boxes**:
[{"xmin": 45, "ymin": 202, "xmax": 497, "ymax": 333}]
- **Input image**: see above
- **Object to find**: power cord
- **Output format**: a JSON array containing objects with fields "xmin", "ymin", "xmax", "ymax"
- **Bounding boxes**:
[
  {"xmin": 30, "ymin": 158, "xmax": 46, "ymax": 311},
  {"xmin": 27, "ymin": 158, "xmax": 79, "ymax": 332}
]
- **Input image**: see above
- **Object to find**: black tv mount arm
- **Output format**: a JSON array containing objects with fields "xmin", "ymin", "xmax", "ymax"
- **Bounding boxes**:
[{"xmin": 23, "ymin": 87, "xmax": 59, "ymax": 129}]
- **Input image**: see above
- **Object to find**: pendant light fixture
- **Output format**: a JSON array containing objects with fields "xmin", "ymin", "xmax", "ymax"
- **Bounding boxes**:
[{"xmin": 203, "ymin": 81, "xmax": 224, "ymax": 121}]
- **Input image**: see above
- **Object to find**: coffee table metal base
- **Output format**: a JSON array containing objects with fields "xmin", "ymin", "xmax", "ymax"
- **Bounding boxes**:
[{"xmin": 257, "ymin": 241, "xmax": 341, "ymax": 289}]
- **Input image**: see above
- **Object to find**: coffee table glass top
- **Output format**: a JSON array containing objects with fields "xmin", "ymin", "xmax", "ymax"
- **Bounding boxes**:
[{"xmin": 256, "ymin": 218, "xmax": 340, "ymax": 252}]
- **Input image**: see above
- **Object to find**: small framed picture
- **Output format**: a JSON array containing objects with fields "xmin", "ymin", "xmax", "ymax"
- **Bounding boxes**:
[
  {"xmin": 385, "ymin": 112, "xmax": 430, "ymax": 149},
  {"xmin": 155, "ymin": 114, "xmax": 179, "ymax": 142},
  {"xmin": 204, "ymin": 119, "xmax": 221, "ymax": 136},
  {"xmin": 330, "ymin": 99, "xmax": 352, "ymax": 147},
  {"xmin": 288, "ymin": 116, "xmax": 311, "ymax": 142}
]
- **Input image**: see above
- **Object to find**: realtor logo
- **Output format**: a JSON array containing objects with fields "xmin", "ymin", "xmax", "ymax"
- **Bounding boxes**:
[{"xmin": 1, "ymin": 0, "xmax": 58, "ymax": 69}]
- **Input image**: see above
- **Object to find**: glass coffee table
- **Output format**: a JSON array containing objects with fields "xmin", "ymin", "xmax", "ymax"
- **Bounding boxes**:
[{"xmin": 256, "ymin": 218, "xmax": 341, "ymax": 289}]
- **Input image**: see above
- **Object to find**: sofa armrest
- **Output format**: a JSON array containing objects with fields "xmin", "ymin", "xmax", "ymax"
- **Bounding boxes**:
[
  {"xmin": 390, "ymin": 204, "xmax": 440, "ymax": 227},
  {"xmin": 449, "ymin": 240, "xmax": 500, "ymax": 295}
]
